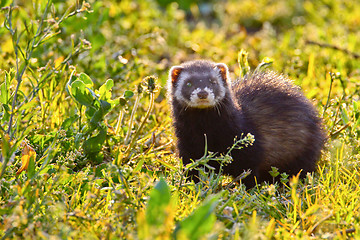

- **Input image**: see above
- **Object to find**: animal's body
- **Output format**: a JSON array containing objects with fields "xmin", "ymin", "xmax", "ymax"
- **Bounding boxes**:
[{"xmin": 168, "ymin": 60, "xmax": 325, "ymax": 188}]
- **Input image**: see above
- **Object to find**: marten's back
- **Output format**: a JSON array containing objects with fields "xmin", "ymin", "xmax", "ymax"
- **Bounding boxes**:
[{"xmin": 233, "ymin": 72, "xmax": 326, "ymax": 181}]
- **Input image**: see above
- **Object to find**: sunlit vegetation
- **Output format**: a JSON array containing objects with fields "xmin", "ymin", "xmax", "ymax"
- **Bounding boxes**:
[{"xmin": 0, "ymin": 0, "xmax": 359, "ymax": 238}]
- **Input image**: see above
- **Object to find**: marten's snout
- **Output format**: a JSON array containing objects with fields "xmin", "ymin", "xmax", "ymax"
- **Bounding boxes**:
[
  {"xmin": 187, "ymin": 86, "xmax": 217, "ymax": 108},
  {"xmin": 197, "ymin": 91, "xmax": 208, "ymax": 99}
]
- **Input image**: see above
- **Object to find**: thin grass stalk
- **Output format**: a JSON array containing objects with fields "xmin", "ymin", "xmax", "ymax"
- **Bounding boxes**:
[
  {"xmin": 115, "ymin": 109, "xmax": 124, "ymax": 135},
  {"xmin": 124, "ymin": 92, "xmax": 141, "ymax": 145},
  {"xmin": 124, "ymin": 91, "xmax": 155, "ymax": 157},
  {"xmin": 323, "ymin": 72, "xmax": 335, "ymax": 118}
]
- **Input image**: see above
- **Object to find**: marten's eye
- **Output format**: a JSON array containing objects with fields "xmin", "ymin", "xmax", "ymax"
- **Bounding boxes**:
[
  {"xmin": 209, "ymin": 79, "xmax": 217, "ymax": 84},
  {"xmin": 186, "ymin": 82, "xmax": 192, "ymax": 87}
]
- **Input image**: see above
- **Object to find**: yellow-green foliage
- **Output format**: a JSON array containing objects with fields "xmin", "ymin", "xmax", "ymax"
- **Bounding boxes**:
[{"xmin": 0, "ymin": 0, "xmax": 359, "ymax": 239}]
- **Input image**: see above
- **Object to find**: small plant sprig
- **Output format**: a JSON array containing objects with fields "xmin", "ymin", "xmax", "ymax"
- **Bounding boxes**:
[
  {"xmin": 66, "ymin": 73, "xmax": 158, "ymax": 164},
  {"xmin": 178, "ymin": 133, "xmax": 255, "ymax": 190},
  {"xmin": 119, "ymin": 76, "xmax": 158, "ymax": 164},
  {"xmin": 238, "ymin": 49, "xmax": 250, "ymax": 79},
  {"xmin": 66, "ymin": 72, "xmax": 121, "ymax": 162},
  {"xmin": 238, "ymin": 49, "xmax": 274, "ymax": 78}
]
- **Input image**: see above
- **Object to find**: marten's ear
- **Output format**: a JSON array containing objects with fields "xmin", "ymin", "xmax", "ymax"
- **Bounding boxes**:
[
  {"xmin": 214, "ymin": 63, "xmax": 229, "ymax": 82},
  {"xmin": 169, "ymin": 66, "xmax": 184, "ymax": 84}
]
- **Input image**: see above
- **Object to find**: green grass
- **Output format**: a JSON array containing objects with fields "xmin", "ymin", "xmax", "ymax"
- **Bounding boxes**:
[{"xmin": 0, "ymin": 0, "xmax": 359, "ymax": 239}]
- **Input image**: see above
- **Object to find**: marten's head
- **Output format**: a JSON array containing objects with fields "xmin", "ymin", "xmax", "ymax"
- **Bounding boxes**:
[{"xmin": 168, "ymin": 60, "xmax": 231, "ymax": 108}]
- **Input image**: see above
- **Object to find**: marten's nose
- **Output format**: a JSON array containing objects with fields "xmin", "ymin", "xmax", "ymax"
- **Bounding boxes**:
[{"xmin": 197, "ymin": 91, "xmax": 208, "ymax": 99}]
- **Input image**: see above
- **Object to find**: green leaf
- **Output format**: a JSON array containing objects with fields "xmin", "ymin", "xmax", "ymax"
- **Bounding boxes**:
[
  {"xmin": 353, "ymin": 101, "xmax": 358, "ymax": 111},
  {"xmin": 0, "ymin": 83, "xmax": 8, "ymax": 104},
  {"xmin": 0, "ymin": 0, "xmax": 11, "ymax": 8},
  {"xmin": 100, "ymin": 99, "xmax": 111, "ymax": 112},
  {"xmin": 85, "ymin": 106, "xmax": 97, "ymax": 119},
  {"xmin": 110, "ymin": 97, "xmax": 120, "ymax": 108},
  {"xmin": 90, "ymin": 100, "xmax": 111, "ymax": 125},
  {"xmin": 17, "ymin": 100, "xmax": 38, "ymax": 112},
  {"xmin": 27, "ymin": 155, "xmax": 36, "ymax": 179},
  {"xmin": 99, "ymin": 79, "xmax": 114, "ymax": 101},
  {"xmin": 70, "ymin": 80, "xmax": 94, "ymax": 107},
  {"xmin": 175, "ymin": 195, "xmax": 219, "ymax": 240},
  {"xmin": 61, "ymin": 115, "xmax": 79, "ymax": 130},
  {"xmin": 146, "ymin": 178, "xmax": 171, "ymax": 227},
  {"xmin": 0, "ymin": 130, "xmax": 10, "ymax": 159},
  {"xmin": 133, "ymin": 157, "xmax": 145, "ymax": 172},
  {"xmin": 340, "ymin": 106, "xmax": 349, "ymax": 125},
  {"xmin": 83, "ymin": 129, "xmax": 106, "ymax": 155},
  {"xmin": 124, "ymin": 90, "xmax": 134, "ymax": 99},
  {"xmin": 79, "ymin": 73, "xmax": 94, "ymax": 88},
  {"xmin": 90, "ymin": 110, "xmax": 103, "ymax": 126},
  {"xmin": 117, "ymin": 91, "xmax": 134, "ymax": 107},
  {"xmin": 31, "ymin": 133, "xmax": 54, "ymax": 150},
  {"xmin": 353, "ymin": 115, "xmax": 360, "ymax": 130},
  {"xmin": 1, "ymin": 104, "xmax": 10, "ymax": 122}
]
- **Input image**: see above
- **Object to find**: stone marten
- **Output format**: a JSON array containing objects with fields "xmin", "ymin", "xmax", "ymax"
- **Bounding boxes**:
[{"xmin": 167, "ymin": 60, "xmax": 325, "ymax": 188}]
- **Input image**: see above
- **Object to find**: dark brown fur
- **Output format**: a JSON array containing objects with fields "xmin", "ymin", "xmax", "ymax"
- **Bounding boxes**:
[{"xmin": 233, "ymin": 72, "xmax": 326, "ymax": 183}]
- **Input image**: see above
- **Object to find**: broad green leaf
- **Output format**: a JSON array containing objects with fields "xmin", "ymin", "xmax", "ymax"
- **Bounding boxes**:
[
  {"xmin": 83, "ymin": 129, "xmax": 106, "ymax": 155},
  {"xmin": 90, "ymin": 109, "xmax": 104, "ymax": 126},
  {"xmin": 124, "ymin": 90, "xmax": 134, "ymax": 99},
  {"xmin": 85, "ymin": 106, "xmax": 97, "ymax": 119},
  {"xmin": 99, "ymin": 99, "xmax": 111, "ymax": 112},
  {"xmin": 99, "ymin": 79, "xmax": 114, "ymax": 101},
  {"xmin": 38, "ymin": 165, "xmax": 54, "ymax": 175},
  {"xmin": 90, "ymin": 100, "xmax": 111, "ymax": 125},
  {"xmin": 146, "ymin": 178, "xmax": 171, "ymax": 226},
  {"xmin": 0, "ymin": 0, "xmax": 11, "ymax": 8},
  {"xmin": 70, "ymin": 80, "xmax": 94, "ymax": 107},
  {"xmin": 175, "ymin": 195, "xmax": 219, "ymax": 240},
  {"xmin": 61, "ymin": 115, "xmax": 79, "ymax": 130},
  {"xmin": 79, "ymin": 73, "xmax": 94, "ymax": 88}
]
